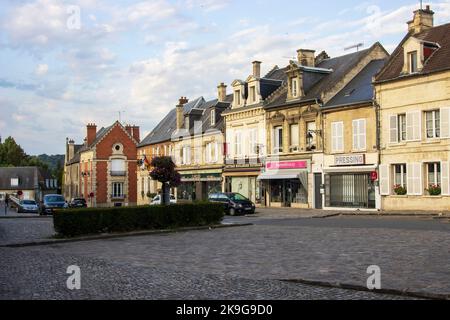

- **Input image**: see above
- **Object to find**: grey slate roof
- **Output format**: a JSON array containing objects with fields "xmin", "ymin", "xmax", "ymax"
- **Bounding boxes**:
[
  {"xmin": 0, "ymin": 167, "xmax": 54, "ymax": 190},
  {"xmin": 324, "ymin": 59, "xmax": 387, "ymax": 108},
  {"xmin": 265, "ymin": 44, "xmax": 383, "ymax": 109},
  {"xmin": 138, "ymin": 97, "xmax": 204, "ymax": 147}
]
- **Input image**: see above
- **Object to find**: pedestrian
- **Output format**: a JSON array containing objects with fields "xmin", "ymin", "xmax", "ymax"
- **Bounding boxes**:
[
  {"xmin": 192, "ymin": 190, "xmax": 196, "ymax": 202},
  {"xmin": 4, "ymin": 194, "xmax": 9, "ymax": 215}
]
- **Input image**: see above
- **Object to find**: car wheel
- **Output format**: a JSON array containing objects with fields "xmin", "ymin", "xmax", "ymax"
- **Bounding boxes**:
[{"xmin": 229, "ymin": 208, "xmax": 236, "ymax": 216}]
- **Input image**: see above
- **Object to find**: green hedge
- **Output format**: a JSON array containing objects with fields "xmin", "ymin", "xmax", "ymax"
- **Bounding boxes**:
[{"xmin": 53, "ymin": 202, "xmax": 224, "ymax": 237}]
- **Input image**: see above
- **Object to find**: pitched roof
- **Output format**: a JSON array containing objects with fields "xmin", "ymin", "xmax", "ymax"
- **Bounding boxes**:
[
  {"xmin": 265, "ymin": 44, "xmax": 384, "ymax": 110},
  {"xmin": 375, "ymin": 22, "xmax": 450, "ymax": 82},
  {"xmin": 324, "ymin": 59, "xmax": 387, "ymax": 109},
  {"xmin": 138, "ymin": 97, "xmax": 204, "ymax": 147}
]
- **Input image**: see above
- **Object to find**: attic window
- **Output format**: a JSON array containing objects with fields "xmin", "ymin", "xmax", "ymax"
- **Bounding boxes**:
[
  {"xmin": 250, "ymin": 86, "xmax": 256, "ymax": 103},
  {"xmin": 10, "ymin": 178, "xmax": 19, "ymax": 187},
  {"xmin": 408, "ymin": 51, "xmax": 418, "ymax": 73},
  {"xmin": 211, "ymin": 109, "xmax": 216, "ymax": 126},
  {"xmin": 185, "ymin": 117, "xmax": 189, "ymax": 129},
  {"xmin": 234, "ymin": 90, "xmax": 241, "ymax": 106},
  {"xmin": 291, "ymin": 78, "xmax": 298, "ymax": 97}
]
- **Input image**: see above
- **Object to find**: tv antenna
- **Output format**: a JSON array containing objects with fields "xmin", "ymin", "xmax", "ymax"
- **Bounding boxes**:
[{"xmin": 344, "ymin": 43, "xmax": 364, "ymax": 52}]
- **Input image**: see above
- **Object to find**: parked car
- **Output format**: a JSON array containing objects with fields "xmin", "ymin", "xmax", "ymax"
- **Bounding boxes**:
[
  {"xmin": 16, "ymin": 199, "xmax": 39, "ymax": 213},
  {"xmin": 150, "ymin": 194, "xmax": 177, "ymax": 205},
  {"xmin": 69, "ymin": 198, "xmax": 87, "ymax": 208},
  {"xmin": 39, "ymin": 194, "xmax": 68, "ymax": 215},
  {"xmin": 208, "ymin": 192, "xmax": 255, "ymax": 216}
]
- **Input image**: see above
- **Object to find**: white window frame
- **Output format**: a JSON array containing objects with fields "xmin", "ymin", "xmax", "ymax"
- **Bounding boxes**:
[
  {"xmin": 210, "ymin": 109, "xmax": 216, "ymax": 126},
  {"xmin": 290, "ymin": 124, "xmax": 299, "ymax": 150},
  {"xmin": 426, "ymin": 162, "xmax": 441, "ymax": 187},
  {"xmin": 249, "ymin": 128, "xmax": 258, "ymax": 156},
  {"xmin": 398, "ymin": 114, "xmax": 407, "ymax": 142},
  {"xmin": 273, "ymin": 126, "xmax": 283, "ymax": 154},
  {"xmin": 250, "ymin": 86, "xmax": 256, "ymax": 103},
  {"xmin": 393, "ymin": 164, "xmax": 407, "ymax": 188},
  {"xmin": 331, "ymin": 121, "xmax": 344, "ymax": 153},
  {"xmin": 291, "ymin": 78, "xmax": 298, "ymax": 98},
  {"xmin": 425, "ymin": 110, "xmax": 440, "ymax": 139},
  {"xmin": 352, "ymin": 119, "xmax": 366, "ymax": 151},
  {"xmin": 234, "ymin": 90, "xmax": 241, "ymax": 106},
  {"xmin": 112, "ymin": 182, "xmax": 124, "ymax": 198},
  {"xmin": 10, "ymin": 178, "xmax": 19, "ymax": 187},
  {"xmin": 235, "ymin": 131, "xmax": 242, "ymax": 156},
  {"xmin": 408, "ymin": 51, "xmax": 418, "ymax": 73}
]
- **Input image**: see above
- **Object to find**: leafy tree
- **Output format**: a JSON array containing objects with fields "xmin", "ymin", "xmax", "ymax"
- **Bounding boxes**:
[
  {"xmin": 0, "ymin": 136, "xmax": 27, "ymax": 166},
  {"xmin": 149, "ymin": 156, "xmax": 181, "ymax": 205}
]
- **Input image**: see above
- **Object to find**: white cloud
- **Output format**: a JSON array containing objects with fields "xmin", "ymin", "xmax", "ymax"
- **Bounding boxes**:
[{"xmin": 35, "ymin": 64, "xmax": 49, "ymax": 76}]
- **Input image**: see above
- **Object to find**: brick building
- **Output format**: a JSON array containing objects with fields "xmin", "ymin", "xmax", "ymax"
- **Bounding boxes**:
[{"xmin": 64, "ymin": 121, "xmax": 140, "ymax": 207}]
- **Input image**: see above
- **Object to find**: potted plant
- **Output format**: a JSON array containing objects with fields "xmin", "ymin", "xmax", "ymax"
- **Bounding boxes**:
[
  {"xmin": 426, "ymin": 184, "xmax": 441, "ymax": 196},
  {"xmin": 393, "ymin": 184, "xmax": 407, "ymax": 195}
]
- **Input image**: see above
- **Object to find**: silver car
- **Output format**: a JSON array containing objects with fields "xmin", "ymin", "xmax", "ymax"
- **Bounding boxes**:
[
  {"xmin": 17, "ymin": 200, "xmax": 39, "ymax": 213},
  {"xmin": 150, "ymin": 195, "xmax": 177, "ymax": 205}
]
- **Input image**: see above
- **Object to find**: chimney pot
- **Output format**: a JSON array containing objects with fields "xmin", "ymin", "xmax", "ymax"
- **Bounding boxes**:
[{"xmin": 408, "ymin": 5, "xmax": 434, "ymax": 34}]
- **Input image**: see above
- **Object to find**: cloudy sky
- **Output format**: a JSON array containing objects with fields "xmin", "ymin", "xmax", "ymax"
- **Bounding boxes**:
[{"xmin": 0, "ymin": 0, "xmax": 449, "ymax": 155}]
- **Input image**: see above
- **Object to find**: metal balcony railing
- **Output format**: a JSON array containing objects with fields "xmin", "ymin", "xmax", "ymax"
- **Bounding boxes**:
[{"xmin": 110, "ymin": 171, "xmax": 126, "ymax": 176}]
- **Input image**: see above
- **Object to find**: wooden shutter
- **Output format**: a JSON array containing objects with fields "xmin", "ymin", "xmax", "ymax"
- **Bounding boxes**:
[
  {"xmin": 407, "ymin": 163, "xmax": 422, "ymax": 195},
  {"xmin": 338, "ymin": 122, "xmax": 344, "ymax": 152},
  {"xmin": 379, "ymin": 164, "xmax": 390, "ymax": 195},
  {"xmin": 352, "ymin": 120, "xmax": 358, "ymax": 150},
  {"xmin": 441, "ymin": 161, "xmax": 450, "ymax": 196},
  {"xmin": 407, "ymin": 111, "xmax": 421, "ymax": 141},
  {"xmin": 332, "ymin": 123, "xmax": 337, "ymax": 152},
  {"xmin": 359, "ymin": 119, "xmax": 366, "ymax": 150},
  {"xmin": 440, "ymin": 108, "xmax": 450, "ymax": 138},
  {"xmin": 389, "ymin": 115, "xmax": 398, "ymax": 143}
]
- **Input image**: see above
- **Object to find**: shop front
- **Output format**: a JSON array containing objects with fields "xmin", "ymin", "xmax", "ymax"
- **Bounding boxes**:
[
  {"xmin": 177, "ymin": 169, "xmax": 222, "ymax": 201},
  {"xmin": 258, "ymin": 160, "xmax": 310, "ymax": 208},
  {"xmin": 324, "ymin": 154, "xmax": 378, "ymax": 210}
]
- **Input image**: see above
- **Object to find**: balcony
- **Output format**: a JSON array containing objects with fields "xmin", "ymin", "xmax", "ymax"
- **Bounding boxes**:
[
  {"xmin": 111, "ymin": 194, "xmax": 126, "ymax": 200},
  {"xmin": 110, "ymin": 171, "xmax": 126, "ymax": 176}
]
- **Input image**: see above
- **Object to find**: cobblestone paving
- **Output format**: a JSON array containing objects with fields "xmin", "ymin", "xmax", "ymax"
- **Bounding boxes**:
[
  {"xmin": 0, "ymin": 218, "xmax": 54, "ymax": 245},
  {"xmin": 0, "ymin": 248, "xmax": 410, "ymax": 300},
  {"xmin": 0, "ymin": 213, "xmax": 448, "ymax": 299}
]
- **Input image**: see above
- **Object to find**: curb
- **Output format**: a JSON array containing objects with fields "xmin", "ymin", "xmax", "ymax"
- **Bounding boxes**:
[
  {"xmin": 0, "ymin": 223, "xmax": 253, "ymax": 248},
  {"xmin": 280, "ymin": 278, "xmax": 449, "ymax": 300},
  {"xmin": 0, "ymin": 216, "xmax": 52, "ymax": 219}
]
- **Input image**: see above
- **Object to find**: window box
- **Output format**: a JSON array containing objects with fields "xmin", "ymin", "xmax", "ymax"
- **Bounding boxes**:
[
  {"xmin": 393, "ymin": 185, "xmax": 407, "ymax": 195},
  {"xmin": 426, "ymin": 185, "xmax": 441, "ymax": 196}
]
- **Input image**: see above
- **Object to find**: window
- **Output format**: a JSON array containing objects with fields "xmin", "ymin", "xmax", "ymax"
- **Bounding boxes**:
[
  {"xmin": 235, "ymin": 90, "xmax": 241, "ymax": 106},
  {"xmin": 331, "ymin": 122, "xmax": 343, "ymax": 153},
  {"xmin": 10, "ymin": 178, "xmax": 19, "ymax": 187},
  {"xmin": 273, "ymin": 126, "xmax": 283, "ymax": 154},
  {"xmin": 398, "ymin": 114, "xmax": 406, "ymax": 142},
  {"xmin": 182, "ymin": 146, "xmax": 191, "ymax": 164},
  {"xmin": 185, "ymin": 117, "xmax": 190, "ymax": 130},
  {"xmin": 235, "ymin": 131, "xmax": 242, "ymax": 156},
  {"xmin": 112, "ymin": 182, "xmax": 124, "ymax": 198},
  {"xmin": 291, "ymin": 78, "xmax": 298, "ymax": 97},
  {"xmin": 352, "ymin": 119, "xmax": 366, "ymax": 151},
  {"xmin": 250, "ymin": 86, "xmax": 256, "ymax": 103},
  {"xmin": 290, "ymin": 124, "xmax": 299, "ymax": 151},
  {"xmin": 306, "ymin": 121, "xmax": 317, "ymax": 150},
  {"xmin": 111, "ymin": 159, "xmax": 125, "ymax": 176},
  {"xmin": 249, "ymin": 128, "xmax": 258, "ymax": 155},
  {"xmin": 426, "ymin": 110, "xmax": 440, "ymax": 138},
  {"xmin": 210, "ymin": 109, "xmax": 216, "ymax": 126},
  {"xmin": 427, "ymin": 163, "xmax": 441, "ymax": 186},
  {"xmin": 205, "ymin": 142, "xmax": 217, "ymax": 163},
  {"xmin": 408, "ymin": 51, "xmax": 418, "ymax": 73},
  {"xmin": 394, "ymin": 164, "xmax": 407, "ymax": 187}
]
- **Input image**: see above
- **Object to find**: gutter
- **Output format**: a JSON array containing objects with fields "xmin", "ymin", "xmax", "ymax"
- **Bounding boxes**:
[
  {"xmin": 264, "ymin": 98, "xmax": 318, "ymax": 111},
  {"xmin": 321, "ymin": 100, "xmax": 372, "ymax": 112}
]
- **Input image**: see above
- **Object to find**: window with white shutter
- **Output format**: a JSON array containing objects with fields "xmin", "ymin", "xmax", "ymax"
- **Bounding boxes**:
[
  {"xmin": 441, "ymin": 161, "xmax": 450, "ymax": 195},
  {"xmin": 407, "ymin": 163, "xmax": 422, "ymax": 195},
  {"xmin": 389, "ymin": 115, "xmax": 398, "ymax": 143},
  {"xmin": 406, "ymin": 111, "xmax": 421, "ymax": 141},
  {"xmin": 379, "ymin": 164, "xmax": 390, "ymax": 195},
  {"xmin": 331, "ymin": 122, "xmax": 343, "ymax": 153},
  {"xmin": 440, "ymin": 108, "xmax": 450, "ymax": 138},
  {"xmin": 352, "ymin": 119, "xmax": 366, "ymax": 151}
]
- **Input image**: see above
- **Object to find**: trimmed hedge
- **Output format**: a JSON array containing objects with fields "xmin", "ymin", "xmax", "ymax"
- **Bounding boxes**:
[{"xmin": 53, "ymin": 202, "xmax": 224, "ymax": 237}]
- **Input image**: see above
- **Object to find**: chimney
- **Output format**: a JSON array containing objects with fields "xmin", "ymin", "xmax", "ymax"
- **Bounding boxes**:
[
  {"xmin": 132, "ymin": 125, "xmax": 140, "ymax": 143},
  {"xmin": 176, "ymin": 96, "xmax": 188, "ymax": 130},
  {"xmin": 125, "ymin": 124, "xmax": 133, "ymax": 137},
  {"xmin": 252, "ymin": 61, "xmax": 262, "ymax": 78},
  {"xmin": 86, "ymin": 123, "xmax": 97, "ymax": 146},
  {"xmin": 408, "ymin": 5, "xmax": 434, "ymax": 34},
  {"xmin": 297, "ymin": 49, "xmax": 316, "ymax": 67},
  {"xmin": 67, "ymin": 139, "xmax": 75, "ymax": 161},
  {"xmin": 315, "ymin": 51, "xmax": 330, "ymax": 66},
  {"xmin": 217, "ymin": 83, "xmax": 227, "ymax": 102}
]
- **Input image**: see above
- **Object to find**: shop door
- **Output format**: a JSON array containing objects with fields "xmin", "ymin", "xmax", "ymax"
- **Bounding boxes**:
[{"xmin": 314, "ymin": 173, "xmax": 323, "ymax": 209}]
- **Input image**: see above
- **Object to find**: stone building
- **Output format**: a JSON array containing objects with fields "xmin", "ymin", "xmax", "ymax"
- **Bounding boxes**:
[
  {"xmin": 64, "ymin": 122, "xmax": 140, "ymax": 207},
  {"xmin": 375, "ymin": 6, "xmax": 450, "ymax": 211},
  {"xmin": 260, "ymin": 43, "xmax": 388, "ymax": 209}
]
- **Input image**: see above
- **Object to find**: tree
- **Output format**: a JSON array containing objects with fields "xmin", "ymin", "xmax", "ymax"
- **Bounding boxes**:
[
  {"xmin": 149, "ymin": 156, "xmax": 181, "ymax": 205},
  {"xmin": 0, "ymin": 136, "xmax": 27, "ymax": 166}
]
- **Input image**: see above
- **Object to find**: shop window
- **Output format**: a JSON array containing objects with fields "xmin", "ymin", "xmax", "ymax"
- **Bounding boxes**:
[
  {"xmin": 426, "ymin": 110, "xmax": 440, "ymax": 139},
  {"xmin": 270, "ymin": 180, "xmax": 283, "ymax": 203},
  {"xmin": 427, "ymin": 163, "xmax": 441, "ymax": 186}
]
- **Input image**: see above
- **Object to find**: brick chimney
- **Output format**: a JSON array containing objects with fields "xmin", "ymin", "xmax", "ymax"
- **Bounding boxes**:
[
  {"xmin": 176, "ymin": 97, "xmax": 188, "ymax": 130},
  {"xmin": 252, "ymin": 61, "xmax": 261, "ymax": 78},
  {"xmin": 67, "ymin": 139, "xmax": 75, "ymax": 162},
  {"xmin": 408, "ymin": 5, "xmax": 434, "ymax": 34},
  {"xmin": 86, "ymin": 123, "xmax": 97, "ymax": 146},
  {"xmin": 217, "ymin": 83, "xmax": 227, "ymax": 102},
  {"xmin": 132, "ymin": 125, "xmax": 140, "ymax": 143},
  {"xmin": 125, "ymin": 124, "xmax": 133, "ymax": 137},
  {"xmin": 297, "ymin": 49, "xmax": 316, "ymax": 67}
]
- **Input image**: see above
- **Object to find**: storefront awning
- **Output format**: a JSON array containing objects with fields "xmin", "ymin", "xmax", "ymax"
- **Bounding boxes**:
[{"xmin": 257, "ymin": 170, "xmax": 308, "ymax": 189}]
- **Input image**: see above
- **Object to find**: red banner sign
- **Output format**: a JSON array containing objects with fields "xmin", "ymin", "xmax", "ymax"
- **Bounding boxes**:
[{"xmin": 266, "ymin": 160, "xmax": 308, "ymax": 170}]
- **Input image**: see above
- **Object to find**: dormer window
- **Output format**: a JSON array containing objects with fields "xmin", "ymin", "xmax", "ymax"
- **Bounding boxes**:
[
  {"xmin": 234, "ymin": 90, "xmax": 241, "ymax": 106},
  {"xmin": 210, "ymin": 109, "xmax": 216, "ymax": 126},
  {"xmin": 291, "ymin": 78, "xmax": 298, "ymax": 97},
  {"xmin": 250, "ymin": 86, "xmax": 256, "ymax": 103},
  {"xmin": 408, "ymin": 51, "xmax": 418, "ymax": 73},
  {"xmin": 185, "ymin": 117, "xmax": 189, "ymax": 130}
]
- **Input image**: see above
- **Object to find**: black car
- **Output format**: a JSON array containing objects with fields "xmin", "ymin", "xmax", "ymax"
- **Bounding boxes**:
[
  {"xmin": 208, "ymin": 192, "xmax": 255, "ymax": 216},
  {"xmin": 39, "ymin": 194, "xmax": 68, "ymax": 215},
  {"xmin": 69, "ymin": 198, "xmax": 87, "ymax": 208}
]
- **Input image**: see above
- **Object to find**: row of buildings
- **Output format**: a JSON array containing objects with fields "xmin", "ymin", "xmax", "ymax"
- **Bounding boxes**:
[{"xmin": 64, "ymin": 6, "xmax": 450, "ymax": 212}]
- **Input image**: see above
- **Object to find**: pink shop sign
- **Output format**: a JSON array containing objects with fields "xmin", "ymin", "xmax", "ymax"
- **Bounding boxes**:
[{"xmin": 266, "ymin": 160, "xmax": 309, "ymax": 170}]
